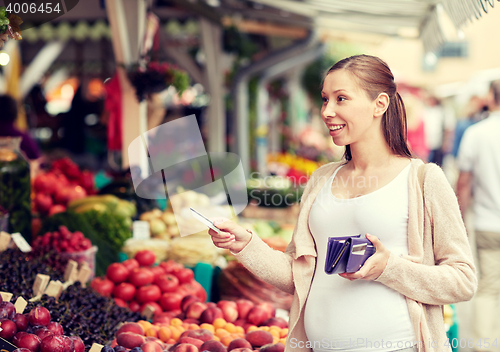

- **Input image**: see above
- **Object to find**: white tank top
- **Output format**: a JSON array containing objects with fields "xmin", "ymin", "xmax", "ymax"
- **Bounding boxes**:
[{"xmin": 304, "ymin": 163, "xmax": 416, "ymax": 352}]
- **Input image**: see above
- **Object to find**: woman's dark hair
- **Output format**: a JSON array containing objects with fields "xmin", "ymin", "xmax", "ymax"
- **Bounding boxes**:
[
  {"xmin": 326, "ymin": 54, "xmax": 412, "ymax": 161},
  {"xmin": 0, "ymin": 94, "xmax": 18, "ymax": 123}
]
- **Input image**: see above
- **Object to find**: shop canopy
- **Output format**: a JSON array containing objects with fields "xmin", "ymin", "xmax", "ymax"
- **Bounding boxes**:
[{"xmin": 230, "ymin": 0, "xmax": 498, "ymax": 53}]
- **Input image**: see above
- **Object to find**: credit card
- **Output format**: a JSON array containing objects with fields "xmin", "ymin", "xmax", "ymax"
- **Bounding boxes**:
[{"xmin": 190, "ymin": 208, "xmax": 221, "ymax": 234}]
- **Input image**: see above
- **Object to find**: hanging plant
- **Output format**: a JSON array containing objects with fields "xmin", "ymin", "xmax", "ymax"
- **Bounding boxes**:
[{"xmin": 126, "ymin": 61, "xmax": 189, "ymax": 102}]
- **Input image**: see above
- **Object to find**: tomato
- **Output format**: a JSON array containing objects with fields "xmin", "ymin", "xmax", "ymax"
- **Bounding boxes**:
[
  {"xmin": 179, "ymin": 281, "xmax": 207, "ymax": 302},
  {"xmin": 128, "ymin": 268, "xmax": 155, "ymax": 287},
  {"xmin": 150, "ymin": 265, "xmax": 166, "ymax": 279},
  {"xmin": 172, "ymin": 267, "xmax": 194, "ymax": 284},
  {"xmin": 114, "ymin": 297, "xmax": 128, "ymax": 308},
  {"xmin": 135, "ymin": 284, "xmax": 162, "ymax": 303},
  {"xmin": 106, "ymin": 263, "xmax": 130, "ymax": 284},
  {"xmin": 154, "ymin": 274, "xmax": 179, "ymax": 293},
  {"xmin": 112, "ymin": 282, "xmax": 137, "ymax": 302},
  {"xmin": 134, "ymin": 250, "xmax": 156, "ymax": 267},
  {"xmin": 128, "ymin": 301, "xmax": 141, "ymax": 312},
  {"xmin": 159, "ymin": 292, "xmax": 184, "ymax": 311},
  {"xmin": 90, "ymin": 277, "xmax": 115, "ymax": 297},
  {"xmin": 159, "ymin": 260, "xmax": 184, "ymax": 274},
  {"xmin": 122, "ymin": 258, "xmax": 140, "ymax": 272}
]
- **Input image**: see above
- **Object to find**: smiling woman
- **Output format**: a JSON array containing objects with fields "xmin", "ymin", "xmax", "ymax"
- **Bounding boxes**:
[
  {"xmin": 206, "ymin": 55, "xmax": 477, "ymax": 352},
  {"xmin": 322, "ymin": 55, "xmax": 412, "ymax": 162}
]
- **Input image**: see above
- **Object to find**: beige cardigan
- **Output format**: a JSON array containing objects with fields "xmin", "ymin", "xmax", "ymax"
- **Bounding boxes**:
[{"xmin": 234, "ymin": 159, "xmax": 477, "ymax": 352}]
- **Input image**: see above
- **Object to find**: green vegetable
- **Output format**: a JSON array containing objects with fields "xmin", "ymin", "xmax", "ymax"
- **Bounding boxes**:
[
  {"xmin": 0, "ymin": 149, "xmax": 32, "ymax": 243},
  {"xmin": 81, "ymin": 210, "xmax": 132, "ymax": 253}
]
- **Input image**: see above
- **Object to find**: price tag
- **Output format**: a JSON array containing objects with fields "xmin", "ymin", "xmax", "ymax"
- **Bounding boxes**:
[
  {"xmin": 89, "ymin": 343, "xmax": 103, "ymax": 352},
  {"xmin": 77, "ymin": 264, "xmax": 92, "ymax": 286},
  {"xmin": 10, "ymin": 233, "xmax": 32, "ymax": 253},
  {"xmin": 142, "ymin": 304, "xmax": 155, "ymax": 320},
  {"xmin": 0, "ymin": 232, "xmax": 11, "ymax": 252},
  {"xmin": 44, "ymin": 281, "xmax": 63, "ymax": 299},
  {"xmin": 14, "ymin": 296, "xmax": 27, "ymax": 314},
  {"xmin": 133, "ymin": 221, "xmax": 150, "ymax": 240},
  {"xmin": 32, "ymin": 274, "xmax": 50, "ymax": 297},
  {"xmin": 0, "ymin": 292, "xmax": 13, "ymax": 302},
  {"xmin": 64, "ymin": 260, "xmax": 79, "ymax": 283}
]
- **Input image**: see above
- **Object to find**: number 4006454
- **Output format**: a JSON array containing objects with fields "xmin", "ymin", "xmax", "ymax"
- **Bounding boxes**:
[{"xmin": 6, "ymin": 2, "xmax": 61, "ymax": 14}]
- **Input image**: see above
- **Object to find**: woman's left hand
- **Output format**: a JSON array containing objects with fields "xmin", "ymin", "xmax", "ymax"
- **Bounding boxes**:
[{"xmin": 339, "ymin": 233, "xmax": 390, "ymax": 281}]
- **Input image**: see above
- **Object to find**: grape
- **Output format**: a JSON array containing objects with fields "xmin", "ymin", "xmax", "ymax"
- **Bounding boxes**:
[
  {"xmin": 101, "ymin": 347, "xmax": 114, "ymax": 352},
  {"xmin": 0, "ymin": 6, "xmax": 6, "ymax": 17},
  {"xmin": 1, "ymin": 249, "xmax": 143, "ymax": 351}
]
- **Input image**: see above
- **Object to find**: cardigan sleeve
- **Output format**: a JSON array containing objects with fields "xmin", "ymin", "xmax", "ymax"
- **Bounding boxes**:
[
  {"xmin": 231, "ymin": 168, "xmax": 322, "ymax": 295},
  {"xmin": 375, "ymin": 164, "xmax": 477, "ymax": 305}
]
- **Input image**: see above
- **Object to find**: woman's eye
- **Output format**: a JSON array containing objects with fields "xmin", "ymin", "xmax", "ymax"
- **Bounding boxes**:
[
  {"xmin": 321, "ymin": 97, "xmax": 328, "ymax": 103},
  {"xmin": 337, "ymin": 96, "xmax": 346, "ymax": 102}
]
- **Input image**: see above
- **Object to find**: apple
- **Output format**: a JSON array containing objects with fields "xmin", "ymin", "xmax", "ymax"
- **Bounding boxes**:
[
  {"xmin": 28, "ymin": 307, "xmax": 51, "ymax": 326},
  {"xmin": 12, "ymin": 313, "xmax": 29, "ymax": 331},
  {"xmin": 69, "ymin": 336, "xmax": 84, "ymax": 352},
  {"xmin": 14, "ymin": 332, "xmax": 41, "ymax": 352},
  {"xmin": 46, "ymin": 322, "xmax": 64, "ymax": 336},
  {"xmin": 0, "ymin": 319, "xmax": 17, "ymax": 340}
]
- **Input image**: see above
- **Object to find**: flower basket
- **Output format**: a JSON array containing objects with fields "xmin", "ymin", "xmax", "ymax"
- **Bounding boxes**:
[{"xmin": 126, "ymin": 61, "xmax": 189, "ymax": 102}]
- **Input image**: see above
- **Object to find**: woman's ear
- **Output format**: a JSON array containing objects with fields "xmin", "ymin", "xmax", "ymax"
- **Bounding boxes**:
[{"xmin": 374, "ymin": 93, "xmax": 390, "ymax": 118}]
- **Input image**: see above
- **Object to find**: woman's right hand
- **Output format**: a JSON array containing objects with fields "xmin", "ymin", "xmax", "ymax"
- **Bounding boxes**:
[{"xmin": 208, "ymin": 218, "xmax": 252, "ymax": 254}]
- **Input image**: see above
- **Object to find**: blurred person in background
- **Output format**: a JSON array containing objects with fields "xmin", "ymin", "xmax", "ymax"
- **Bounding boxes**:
[
  {"xmin": 422, "ymin": 95, "xmax": 455, "ymax": 166},
  {"xmin": 451, "ymin": 95, "xmax": 489, "ymax": 158},
  {"xmin": 456, "ymin": 80, "xmax": 500, "ymax": 352},
  {"xmin": 0, "ymin": 94, "xmax": 41, "ymax": 160}
]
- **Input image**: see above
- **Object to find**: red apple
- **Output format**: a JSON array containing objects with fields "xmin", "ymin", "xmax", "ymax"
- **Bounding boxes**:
[
  {"xmin": 28, "ymin": 307, "xmax": 51, "ymax": 326},
  {"xmin": 0, "ymin": 319, "xmax": 17, "ymax": 340}
]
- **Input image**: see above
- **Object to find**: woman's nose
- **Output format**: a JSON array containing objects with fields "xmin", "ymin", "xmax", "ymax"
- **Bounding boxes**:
[{"xmin": 322, "ymin": 103, "xmax": 336, "ymax": 119}]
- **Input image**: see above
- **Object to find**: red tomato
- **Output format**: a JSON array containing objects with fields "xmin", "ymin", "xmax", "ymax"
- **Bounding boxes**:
[
  {"xmin": 150, "ymin": 265, "xmax": 166, "ymax": 279},
  {"xmin": 172, "ymin": 267, "xmax": 194, "ymax": 284},
  {"xmin": 179, "ymin": 281, "xmax": 207, "ymax": 302},
  {"xmin": 134, "ymin": 250, "xmax": 156, "ymax": 267},
  {"xmin": 128, "ymin": 268, "xmax": 155, "ymax": 287},
  {"xmin": 114, "ymin": 298, "xmax": 128, "ymax": 308},
  {"xmin": 122, "ymin": 258, "xmax": 140, "ymax": 272},
  {"xmin": 135, "ymin": 284, "xmax": 162, "ymax": 303},
  {"xmin": 154, "ymin": 274, "xmax": 179, "ymax": 293},
  {"xmin": 113, "ymin": 282, "xmax": 137, "ymax": 302},
  {"xmin": 106, "ymin": 263, "xmax": 130, "ymax": 284},
  {"xmin": 90, "ymin": 277, "xmax": 115, "ymax": 297},
  {"xmin": 128, "ymin": 301, "xmax": 141, "ymax": 313},
  {"xmin": 159, "ymin": 260, "xmax": 184, "ymax": 274},
  {"xmin": 159, "ymin": 292, "xmax": 184, "ymax": 311}
]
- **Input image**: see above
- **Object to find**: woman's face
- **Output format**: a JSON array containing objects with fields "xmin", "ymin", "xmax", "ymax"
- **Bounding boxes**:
[{"xmin": 321, "ymin": 70, "xmax": 379, "ymax": 147}]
